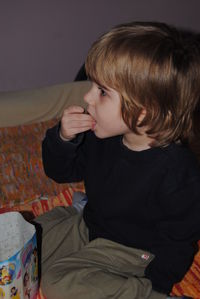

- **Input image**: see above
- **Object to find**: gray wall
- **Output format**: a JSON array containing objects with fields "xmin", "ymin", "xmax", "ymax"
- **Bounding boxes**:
[{"xmin": 0, "ymin": 0, "xmax": 200, "ymax": 91}]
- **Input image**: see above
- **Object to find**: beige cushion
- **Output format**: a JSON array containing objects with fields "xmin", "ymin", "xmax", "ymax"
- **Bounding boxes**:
[{"xmin": 0, "ymin": 81, "xmax": 91, "ymax": 127}]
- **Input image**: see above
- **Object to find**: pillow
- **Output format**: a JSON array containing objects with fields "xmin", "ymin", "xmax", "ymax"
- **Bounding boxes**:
[{"xmin": 0, "ymin": 119, "xmax": 83, "ymax": 208}]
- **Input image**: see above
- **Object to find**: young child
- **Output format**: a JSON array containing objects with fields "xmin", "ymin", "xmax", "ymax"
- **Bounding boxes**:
[{"xmin": 35, "ymin": 22, "xmax": 200, "ymax": 299}]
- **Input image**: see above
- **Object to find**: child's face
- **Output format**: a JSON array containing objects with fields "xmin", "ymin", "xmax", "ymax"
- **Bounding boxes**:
[{"xmin": 84, "ymin": 82, "xmax": 131, "ymax": 138}]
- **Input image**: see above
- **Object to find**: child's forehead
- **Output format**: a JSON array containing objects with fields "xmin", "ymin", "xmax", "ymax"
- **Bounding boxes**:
[{"xmin": 88, "ymin": 67, "xmax": 119, "ymax": 89}]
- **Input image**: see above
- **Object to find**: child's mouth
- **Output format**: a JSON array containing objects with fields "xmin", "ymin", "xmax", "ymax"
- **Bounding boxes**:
[
  {"xmin": 91, "ymin": 122, "xmax": 96, "ymax": 130},
  {"xmin": 86, "ymin": 109, "xmax": 96, "ymax": 130}
]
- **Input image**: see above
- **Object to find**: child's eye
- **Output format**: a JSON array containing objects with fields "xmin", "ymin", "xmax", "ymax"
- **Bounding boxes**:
[{"xmin": 98, "ymin": 87, "xmax": 106, "ymax": 97}]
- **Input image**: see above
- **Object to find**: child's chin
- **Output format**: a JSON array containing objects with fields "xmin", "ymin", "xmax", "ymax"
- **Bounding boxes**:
[
  {"xmin": 93, "ymin": 129, "xmax": 114, "ymax": 139},
  {"xmin": 92, "ymin": 129, "xmax": 105, "ymax": 138}
]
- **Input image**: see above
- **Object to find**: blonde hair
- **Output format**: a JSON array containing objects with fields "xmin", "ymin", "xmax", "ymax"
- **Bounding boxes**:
[{"xmin": 85, "ymin": 22, "xmax": 200, "ymax": 146}]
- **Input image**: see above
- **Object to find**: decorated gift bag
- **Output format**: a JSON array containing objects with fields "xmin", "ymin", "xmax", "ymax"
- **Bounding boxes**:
[{"xmin": 0, "ymin": 212, "xmax": 38, "ymax": 299}]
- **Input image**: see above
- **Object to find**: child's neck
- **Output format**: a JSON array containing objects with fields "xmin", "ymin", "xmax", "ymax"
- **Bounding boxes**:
[{"xmin": 122, "ymin": 131, "xmax": 153, "ymax": 152}]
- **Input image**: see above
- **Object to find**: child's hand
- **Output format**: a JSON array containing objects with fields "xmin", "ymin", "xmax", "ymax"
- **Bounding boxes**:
[{"xmin": 60, "ymin": 106, "xmax": 95, "ymax": 141}]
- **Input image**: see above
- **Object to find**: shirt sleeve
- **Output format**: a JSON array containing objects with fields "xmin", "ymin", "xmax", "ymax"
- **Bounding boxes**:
[
  {"xmin": 145, "ymin": 176, "xmax": 200, "ymax": 293},
  {"xmin": 42, "ymin": 122, "xmax": 88, "ymax": 183}
]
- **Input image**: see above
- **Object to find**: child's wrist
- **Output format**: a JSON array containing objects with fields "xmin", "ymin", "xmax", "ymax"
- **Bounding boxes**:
[{"xmin": 59, "ymin": 130, "xmax": 75, "ymax": 142}]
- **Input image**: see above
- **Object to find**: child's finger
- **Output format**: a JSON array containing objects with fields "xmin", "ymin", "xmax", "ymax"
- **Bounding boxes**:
[
  {"xmin": 70, "ymin": 126, "xmax": 94, "ymax": 135},
  {"xmin": 60, "ymin": 105, "xmax": 95, "ymax": 140},
  {"xmin": 60, "ymin": 125, "xmax": 93, "ymax": 140},
  {"xmin": 69, "ymin": 119, "xmax": 96, "ymax": 128},
  {"xmin": 61, "ymin": 112, "xmax": 95, "ymax": 130},
  {"xmin": 64, "ymin": 105, "xmax": 85, "ymax": 114},
  {"xmin": 67, "ymin": 114, "xmax": 94, "ymax": 122}
]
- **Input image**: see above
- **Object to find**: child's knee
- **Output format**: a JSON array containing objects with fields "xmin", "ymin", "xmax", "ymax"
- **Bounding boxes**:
[
  {"xmin": 40, "ymin": 269, "xmax": 70, "ymax": 299},
  {"xmin": 41, "ymin": 267, "xmax": 83, "ymax": 299}
]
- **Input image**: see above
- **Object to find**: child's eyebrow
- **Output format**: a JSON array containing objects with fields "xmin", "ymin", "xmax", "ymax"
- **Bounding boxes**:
[{"xmin": 97, "ymin": 83, "xmax": 110, "ymax": 92}]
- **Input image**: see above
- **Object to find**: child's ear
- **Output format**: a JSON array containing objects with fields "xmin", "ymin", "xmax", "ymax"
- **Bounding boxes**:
[{"xmin": 137, "ymin": 109, "xmax": 146, "ymax": 125}]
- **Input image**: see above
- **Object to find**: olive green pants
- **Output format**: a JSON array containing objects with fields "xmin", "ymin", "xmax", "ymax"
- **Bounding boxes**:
[{"xmin": 35, "ymin": 206, "xmax": 166, "ymax": 299}]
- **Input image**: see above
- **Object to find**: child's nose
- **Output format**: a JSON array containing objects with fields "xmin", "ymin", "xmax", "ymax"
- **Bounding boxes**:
[
  {"xmin": 84, "ymin": 91, "xmax": 93, "ymax": 105},
  {"xmin": 83, "ymin": 93, "xmax": 89, "ymax": 104}
]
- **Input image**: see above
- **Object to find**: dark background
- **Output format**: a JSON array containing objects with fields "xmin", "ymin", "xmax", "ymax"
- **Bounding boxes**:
[{"xmin": 0, "ymin": 0, "xmax": 199, "ymax": 91}]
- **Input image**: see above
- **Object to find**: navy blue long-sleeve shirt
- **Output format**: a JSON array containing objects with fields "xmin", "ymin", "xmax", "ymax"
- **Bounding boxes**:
[{"xmin": 42, "ymin": 124, "xmax": 200, "ymax": 294}]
